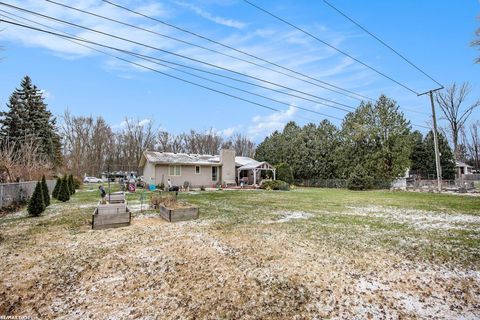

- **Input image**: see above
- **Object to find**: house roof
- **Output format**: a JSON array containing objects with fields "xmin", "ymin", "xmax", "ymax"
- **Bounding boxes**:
[
  {"xmin": 456, "ymin": 161, "xmax": 473, "ymax": 168},
  {"xmin": 141, "ymin": 151, "xmax": 219, "ymax": 166},
  {"xmin": 238, "ymin": 161, "xmax": 274, "ymax": 171},
  {"xmin": 139, "ymin": 151, "xmax": 262, "ymax": 168},
  {"xmin": 235, "ymin": 156, "xmax": 260, "ymax": 167}
]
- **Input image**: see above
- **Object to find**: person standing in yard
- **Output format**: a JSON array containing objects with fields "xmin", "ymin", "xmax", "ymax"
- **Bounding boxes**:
[{"xmin": 99, "ymin": 185, "xmax": 106, "ymax": 199}]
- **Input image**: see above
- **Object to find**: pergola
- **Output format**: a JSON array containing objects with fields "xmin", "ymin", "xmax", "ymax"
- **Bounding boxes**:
[{"xmin": 237, "ymin": 161, "xmax": 276, "ymax": 185}]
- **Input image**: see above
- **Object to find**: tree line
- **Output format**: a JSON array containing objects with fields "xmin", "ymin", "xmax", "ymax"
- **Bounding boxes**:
[
  {"xmin": 0, "ymin": 76, "xmax": 478, "ymax": 184},
  {"xmin": 256, "ymin": 93, "xmax": 478, "ymax": 185},
  {"xmin": 0, "ymin": 76, "xmax": 256, "ymax": 181},
  {"xmin": 62, "ymin": 115, "xmax": 256, "ymax": 177}
]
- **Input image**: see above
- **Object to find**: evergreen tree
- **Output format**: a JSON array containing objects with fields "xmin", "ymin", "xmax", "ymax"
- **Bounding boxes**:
[
  {"xmin": 57, "ymin": 176, "xmax": 70, "ymax": 202},
  {"xmin": 52, "ymin": 177, "xmax": 62, "ymax": 199},
  {"xmin": 68, "ymin": 174, "xmax": 75, "ymax": 195},
  {"xmin": 41, "ymin": 174, "xmax": 50, "ymax": 207},
  {"xmin": 424, "ymin": 131, "xmax": 456, "ymax": 180},
  {"xmin": 409, "ymin": 131, "xmax": 428, "ymax": 175},
  {"xmin": 28, "ymin": 181, "xmax": 45, "ymax": 216},
  {"xmin": 347, "ymin": 165, "xmax": 374, "ymax": 190},
  {"xmin": 339, "ymin": 95, "xmax": 412, "ymax": 182},
  {"xmin": 0, "ymin": 76, "xmax": 63, "ymax": 167},
  {"xmin": 276, "ymin": 163, "xmax": 294, "ymax": 184}
]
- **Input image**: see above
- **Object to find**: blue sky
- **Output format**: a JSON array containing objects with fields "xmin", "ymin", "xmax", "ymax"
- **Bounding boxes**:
[{"xmin": 0, "ymin": 0, "xmax": 479, "ymax": 142}]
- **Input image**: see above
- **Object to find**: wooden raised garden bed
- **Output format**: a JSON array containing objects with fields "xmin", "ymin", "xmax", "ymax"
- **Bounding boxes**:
[
  {"xmin": 107, "ymin": 192, "xmax": 126, "ymax": 204},
  {"xmin": 92, "ymin": 199, "xmax": 131, "ymax": 230},
  {"xmin": 159, "ymin": 203, "xmax": 199, "ymax": 222}
]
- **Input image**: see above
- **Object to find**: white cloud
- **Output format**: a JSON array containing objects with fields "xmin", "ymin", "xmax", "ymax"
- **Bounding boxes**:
[
  {"xmin": 174, "ymin": 1, "xmax": 247, "ymax": 29},
  {"xmin": 40, "ymin": 89, "xmax": 52, "ymax": 99},
  {"xmin": 112, "ymin": 118, "xmax": 151, "ymax": 129},
  {"xmin": 247, "ymin": 105, "xmax": 297, "ymax": 139}
]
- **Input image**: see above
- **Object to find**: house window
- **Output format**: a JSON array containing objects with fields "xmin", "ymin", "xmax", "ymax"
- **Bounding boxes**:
[
  {"xmin": 211, "ymin": 166, "xmax": 217, "ymax": 181},
  {"xmin": 195, "ymin": 166, "xmax": 201, "ymax": 175},
  {"xmin": 169, "ymin": 165, "xmax": 181, "ymax": 176}
]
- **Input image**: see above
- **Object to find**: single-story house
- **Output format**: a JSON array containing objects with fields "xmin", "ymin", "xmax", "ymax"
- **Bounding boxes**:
[{"xmin": 139, "ymin": 149, "xmax": 275, "ymax": 188}]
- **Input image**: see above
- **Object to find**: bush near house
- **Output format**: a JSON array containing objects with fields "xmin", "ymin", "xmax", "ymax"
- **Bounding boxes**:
[
  {"xmin": 260, "ymin": 180, "xmax": 290, "ymax": 191},
  {"xmin": 52, "ymin": 177, "xmax": 62, "ymax": 199},
  {"xmin": 27, "ymin": 181, "xmax": 45, "ymax": 216},
  {"xmin": 347, "ymin": 165, "xmax": 374, "ymax": 191},
  {"xmin": 41, "ymin": 175, "xmax": 50, "ymax": 207}
]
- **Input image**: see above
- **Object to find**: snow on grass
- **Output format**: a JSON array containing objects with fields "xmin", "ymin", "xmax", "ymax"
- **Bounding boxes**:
[
  {"xmin": 269, "ymin": 211, "xmax": 313, "ymax": 223},
  {"xmin": 344, "ymin": 205, "xmax": 480, "ymax": 231}
]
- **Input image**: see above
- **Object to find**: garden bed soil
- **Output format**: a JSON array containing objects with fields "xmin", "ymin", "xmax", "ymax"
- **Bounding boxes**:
[{"xmin": 159, "ymin": 203, "xmax": 199, "ymax": 222}]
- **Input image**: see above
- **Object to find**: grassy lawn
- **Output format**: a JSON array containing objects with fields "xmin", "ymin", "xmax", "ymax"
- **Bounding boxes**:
[{"xmin": 0, "ymin": 186, "xmax": 479, "ymax": 318}]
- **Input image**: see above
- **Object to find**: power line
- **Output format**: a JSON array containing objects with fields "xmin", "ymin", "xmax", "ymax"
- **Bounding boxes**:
[
  {"xmin": 243, "ymin": 0, "xmax": 420, "ymax": 95},
  {"xmin": 100, "ymin": 0, "xmax": 430, "ymax": 117},
  {"xmin": 44, "ymin": 0, "xmax": 368, "ymax": 103},
  {"xmin": 0, "ymin": 1, "xmax": 357, "ymax": 112},
  {"xmin": 0, "ymin": 17, "xmax": 327, "ymax": 124},
  {"xmin": 0, "ymin": 9, "xmax": 430, "ymax": 130},
  {"xmin": 322, "ymin": 0, "xmax": 443, "ymax": 89},
  {"xmin": 101, "ymin": 0, "xmax": 373, "ymax": 102}
]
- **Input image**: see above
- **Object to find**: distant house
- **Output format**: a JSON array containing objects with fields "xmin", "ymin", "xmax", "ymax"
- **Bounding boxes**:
[
  {"xmin": 456, "ymin": 161, "xmax": 473, "ymax": 176},
  {"xmin": 139, "ymin": 149, "xmax": 275, "ymax": 188}
]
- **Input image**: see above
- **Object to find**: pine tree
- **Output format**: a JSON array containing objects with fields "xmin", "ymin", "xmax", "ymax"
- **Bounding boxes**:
[
  {"xmin": 68, "ymin": 174, "xmax": 76, "ymax": 195},
  {"xmin": 52, "ymin": 177, "xmax": 62, "ymax": 199},
  {"xmin": 41, "ymin": 174, "xmax": 50, "ymax": 207},
  {"xmin": 0, "ymin": 76, "xmax": 63, "ymax": 167},
  {"xmin": 424, "ymin": 131, "xmax": 456, "ymax": 180},
  {"xmin": 57, "ymin": 176, "xmax": 70, "ymax": 202},
  {"xmin": 28, "ymin": 181, "xmax": 45, "ymax": 216},
  {"xmin": 347, "ymin": 165, "xmax": 374, "ymax": 190},
  {"xmin": 276, "ymin": 163, "xmax": 294, "ymax": 184}
]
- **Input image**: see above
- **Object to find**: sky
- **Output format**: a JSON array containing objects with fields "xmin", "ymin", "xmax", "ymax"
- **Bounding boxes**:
[{"xmin": 0, "ymin": 0, "xmax": 479, "ymax": 142}]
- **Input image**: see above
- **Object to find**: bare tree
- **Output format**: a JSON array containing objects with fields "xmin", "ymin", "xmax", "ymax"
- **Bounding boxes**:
[
  {"xmin": 0, "ymin": 139, "xmax": 20, "ymax": 182},
  {"xmin": 473, "ymin": 15, "xmax": 480, "ymax": 63},
  {"xmin": 117, "ymin": 118, "xmax": 156, "ymax": 171},
  {"xmin": 19, "ymin": 136, "xmax": 49, "ymax": 181},
  {"xmin": 228, "ymin": 133, "xmax": 256, "ymax": 157},
  {"xmin": 435, "ymin": 82, "xmax": 480, "ymax": 160},
  {"xmin": 469, "ymin": 121, "xmax": 480, "ymax": 169},
  {"xmin": 61, "ymin": 111, "xmax": 114, "ymax": 176}
]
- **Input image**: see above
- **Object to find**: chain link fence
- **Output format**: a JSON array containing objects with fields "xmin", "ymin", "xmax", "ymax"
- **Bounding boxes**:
[
  {"xmin": 294, "ymin": 179, "xmax": 392, "ymax": 189},
  {"xmin": 0, "ymin": 180, "xmax": 56, "ymax": 208}
]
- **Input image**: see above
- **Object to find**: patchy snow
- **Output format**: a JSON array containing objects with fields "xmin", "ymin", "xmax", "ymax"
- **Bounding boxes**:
[
  {"xmin": 269, "ymin": 211, "xmax": 313, "ymax": 223},
  {"xmin": 344, "ymin": 205, "xmax": 480, "ymax": 230}
]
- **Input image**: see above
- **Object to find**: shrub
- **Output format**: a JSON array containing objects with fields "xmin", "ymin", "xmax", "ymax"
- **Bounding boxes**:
[
  {"xmin": 276, "ymin": 163, "xmax": 294, "ymax": 185},
  {"xmin": 260, "ymin": 180, "xmax": 290, "ymax": 191},
  {"xmin": 41, "ymin": 175, "xmax": 50, "ymax": 207},
  {"xmin": 57, "ymin": 176, "xmax": 70, "ymax": 202},
  {"xmin": 68, "ymin": 174, "xmax": 75, "ymax": 195},
  {"xmin": 72, "ymin": 176, "xmax": 82, "ymax": 190},
  {"xmin": 200, "ymin": 186, "xmax": 205, "ymax": 191},
  {"xmin": 347, "ymin": 165, "xmax": 373, "ymax": 191},
  {"xmin": 28, "ymin": 181, "xmax": 45, "ymax": 216},
  {"xmin": 52, "ymin": 177, "xmax": 62, "ymax": 199}
]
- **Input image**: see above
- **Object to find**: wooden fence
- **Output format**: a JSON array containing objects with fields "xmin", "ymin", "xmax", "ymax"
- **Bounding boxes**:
[{"xmin": 0, "ymin": 180, "xmax": 56, "ymax": 208}]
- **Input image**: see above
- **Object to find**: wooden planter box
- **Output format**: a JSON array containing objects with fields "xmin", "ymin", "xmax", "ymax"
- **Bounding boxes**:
[
  {"xmin": 92, "ymin": 202, "xmax": 131, "ymax": 230},
  {"xmin": 159, "ymin": 204, "xmax": 199, "ymax": 222},
  {"xmin": 107, "ymin": 192, "xmax": 126, "ymax": 204}
]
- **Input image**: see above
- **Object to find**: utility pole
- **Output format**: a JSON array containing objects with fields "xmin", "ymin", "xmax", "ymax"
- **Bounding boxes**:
[{"xmin": 418, "ymin": 87, "xmax": 444, "ymax": 193}]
